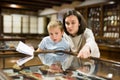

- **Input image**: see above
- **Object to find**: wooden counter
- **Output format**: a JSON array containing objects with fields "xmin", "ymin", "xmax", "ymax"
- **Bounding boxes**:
[
  {"xmin": 98, "ymin": 44, "xmax": 120, "ymax": 62},
  {"xmin": 0, "ymin": 49, "xmax": 42, "ymax": 69}
]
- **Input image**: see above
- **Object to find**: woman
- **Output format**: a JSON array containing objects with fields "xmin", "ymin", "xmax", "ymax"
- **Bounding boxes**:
[{"xmin": 63, "ymin": 10, "xmax": 100, "ymax": 69}]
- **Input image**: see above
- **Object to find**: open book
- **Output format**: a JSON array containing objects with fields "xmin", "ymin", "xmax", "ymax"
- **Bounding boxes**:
[{"xmin": 16, "ymin": 41, "xmax": 35, "ymax": 66}]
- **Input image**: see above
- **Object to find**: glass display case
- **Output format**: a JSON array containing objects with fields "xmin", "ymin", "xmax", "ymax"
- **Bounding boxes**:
[
  {"xmin": 1, "ymin": 57, "xmax": 120, "ymax": 80},
  {"xmin": 75, "ymin": 1, "xmax": 120, "ymax": 62},
  {"xmin": 87, "ymin": 6, "xmax": 101, "ymax": 37},
  {"xmin": 103, "ymin": 4, "xmax": 120, "ymax": 38},
  {"xmin": 76, "ymin": 2, "xmax": 120, "ymax": 40}
]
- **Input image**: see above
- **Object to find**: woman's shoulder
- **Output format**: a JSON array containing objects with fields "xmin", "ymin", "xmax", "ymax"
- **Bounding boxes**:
[
  {"xmin": 84, "ymin": 28, "xmax": 93, "ymax": 34},
  {"xmin": 83, "ymin": 28, "xmax": 95, "ymax": 39},
  {"xmin": 85, "ymin": 28, "xmax": 92, "ymax": 32}
]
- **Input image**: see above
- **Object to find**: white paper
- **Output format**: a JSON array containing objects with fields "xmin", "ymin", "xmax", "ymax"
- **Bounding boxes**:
[
  {"xmin": 16, "ymin": 41, "xmax": 34, "ymax": 56},
  {"xmin": 16, "ymin": 41, "xmax": 34, "ymax": 66}
]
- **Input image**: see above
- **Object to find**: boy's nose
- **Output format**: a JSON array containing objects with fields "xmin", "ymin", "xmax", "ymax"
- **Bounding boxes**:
[{"xmin": 53, "ymin": 34, "xmax": 57, "ymax": 38}]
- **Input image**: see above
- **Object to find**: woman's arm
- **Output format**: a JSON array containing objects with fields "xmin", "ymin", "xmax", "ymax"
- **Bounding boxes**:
[{"xmin": 77, "ymin": 28, "xmax": 100, "ymax": 58}]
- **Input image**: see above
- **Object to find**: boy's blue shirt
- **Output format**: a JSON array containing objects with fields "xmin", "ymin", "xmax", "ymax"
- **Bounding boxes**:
[{"xmin": 38, "ymin": 36, "xmax": 70, "ymax": 66}]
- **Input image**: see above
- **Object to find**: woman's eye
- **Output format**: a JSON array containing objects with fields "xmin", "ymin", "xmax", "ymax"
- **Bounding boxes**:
[
  {"xmin": 72, "ymin": 22, "xmax": 75, "ymax": 25},
  {"xmin": 65, "ymin": 22, "xmax": 69, "ymax": 25}
]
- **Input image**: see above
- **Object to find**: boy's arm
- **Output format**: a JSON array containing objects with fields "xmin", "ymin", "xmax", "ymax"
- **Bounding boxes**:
[{"xmin": 35, "ymin": 48, "xmax": 43, "ymax": 52}]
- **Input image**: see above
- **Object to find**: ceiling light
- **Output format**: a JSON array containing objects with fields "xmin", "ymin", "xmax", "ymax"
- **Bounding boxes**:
[
  {"xmin": 10, "ymin": 4, "xmax": 17, "ymax": 8},
  {"xmin": 108, "ymin": 1, "xmax": 115, "ymax": 4}
]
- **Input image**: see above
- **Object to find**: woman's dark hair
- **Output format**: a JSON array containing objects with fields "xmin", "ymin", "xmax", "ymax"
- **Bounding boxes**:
[{"xmin": 63, "ymin": 10, "xmax": 87, "ymax": 35}]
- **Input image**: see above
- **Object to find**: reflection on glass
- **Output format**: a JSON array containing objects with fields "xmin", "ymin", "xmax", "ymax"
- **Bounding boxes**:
[{"xmin": 2, "ymin": 58, "xmax": 120, "ymax": 80}]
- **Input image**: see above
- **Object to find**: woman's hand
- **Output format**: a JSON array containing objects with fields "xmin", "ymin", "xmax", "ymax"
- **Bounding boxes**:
[{"xmin": 77, "ymin": 45, "xmax": 91, "ymax": 58}]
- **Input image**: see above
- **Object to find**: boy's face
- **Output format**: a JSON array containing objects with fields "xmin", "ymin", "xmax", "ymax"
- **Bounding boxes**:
[{"xmin": 48, "ymin": 26, "xmax": 63, "ymax": 43}]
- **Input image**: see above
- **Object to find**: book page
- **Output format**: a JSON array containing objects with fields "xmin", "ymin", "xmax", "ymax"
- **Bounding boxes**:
[
  {"xmin": 16, "ymin": 41, "xmax": 35, "ymax": 66},
  {"xmin": 16, "ymin": 41, "xmax": 34, "ymax": 56}
]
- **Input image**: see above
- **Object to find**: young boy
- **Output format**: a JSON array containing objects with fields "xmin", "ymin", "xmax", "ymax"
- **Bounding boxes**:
[{"xmin": 36, "ymin": 20, "xmax": 72, "ymax": 71}]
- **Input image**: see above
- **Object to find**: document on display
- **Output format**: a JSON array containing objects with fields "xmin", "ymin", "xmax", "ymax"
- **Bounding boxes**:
[{"xmin": 16, "ymin": 41, "xmax": 35, "ymax": 66}]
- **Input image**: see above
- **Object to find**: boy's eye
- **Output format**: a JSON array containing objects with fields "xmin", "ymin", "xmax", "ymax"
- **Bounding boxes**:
[{"xmin": 49, "ymin": 33, "xmax": 53, "ymax": 35}]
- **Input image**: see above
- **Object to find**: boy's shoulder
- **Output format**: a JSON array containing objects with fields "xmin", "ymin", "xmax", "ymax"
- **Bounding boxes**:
[
  {"xmin": 42, "ymin": 36, "xmax": 50, "ymax": 40},
  {"xmin": 61, "ymin": 37, "xmax": 69, "ymax": 44}
]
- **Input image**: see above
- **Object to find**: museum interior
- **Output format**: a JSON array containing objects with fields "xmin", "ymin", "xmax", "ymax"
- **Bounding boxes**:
[{"xmin": 0, "ymin": 0, "xmax": 120, "ymax": 80}]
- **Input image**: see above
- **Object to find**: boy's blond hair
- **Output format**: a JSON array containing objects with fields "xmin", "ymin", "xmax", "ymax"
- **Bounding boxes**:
[{"xmin": 47, "ymin": 20, "xmax": 64, "ymax": 32}]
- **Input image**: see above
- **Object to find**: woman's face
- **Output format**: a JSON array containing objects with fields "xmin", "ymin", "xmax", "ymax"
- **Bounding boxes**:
[
  {"xmin": 48, "ymin": 26, "xmax": 63, "ymax": 43},
  {"xmin": 65, "ymin": 15, "xmax": 80, "ymax": 36}
]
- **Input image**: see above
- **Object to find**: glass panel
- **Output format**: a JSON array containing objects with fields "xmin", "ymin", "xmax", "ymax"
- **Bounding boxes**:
[
  {"xmin": 12, "ymin": 15, "xmax": 21, "ymax": 33},
  {"xmin": 103, "ymin": 4, "xmax": 120, "ymax": 38},
  {"xmin": 88, "ymin": 7, "xmax": 101, "ymax": 37},
  {"xmin": 22, "ymin": 16, "xmax": 29, "ymax": 33},
  {"xmin": 38, "ymin": 17, "xmax": 47, "ymax": 34},
  {"xmin": 2, "ymin": 58, "xmax": 120, "ymax": 80},
  {"xmin": 30, "ymin": 16, "xmax": 37, "ymax": 33},
  {"xmin": 3, "ymin": 15, "xmax": 12, "ymax": 33}
]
